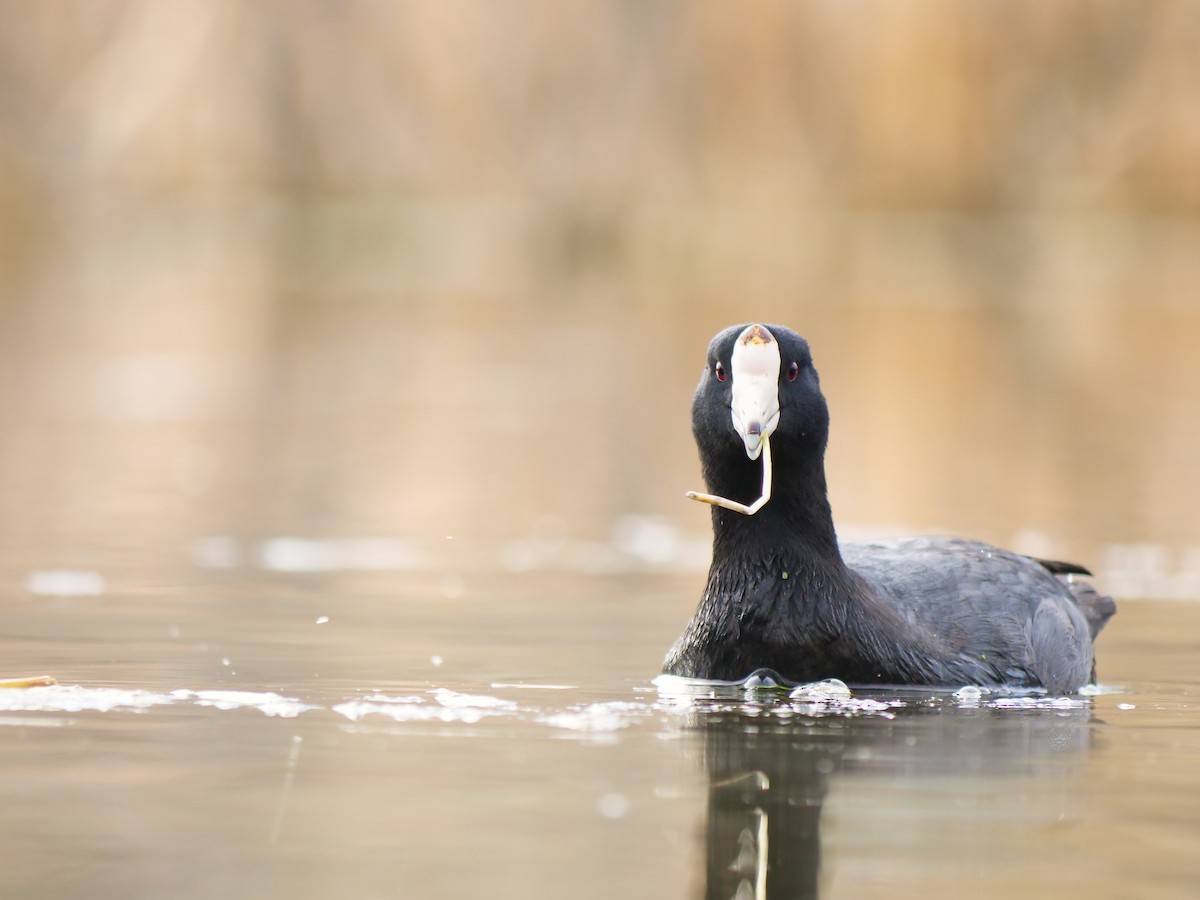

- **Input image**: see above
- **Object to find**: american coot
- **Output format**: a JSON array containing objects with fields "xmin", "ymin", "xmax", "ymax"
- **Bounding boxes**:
[{"xmin": 664, "ymin": 323, "xmax": 1116, "ymax": 694}]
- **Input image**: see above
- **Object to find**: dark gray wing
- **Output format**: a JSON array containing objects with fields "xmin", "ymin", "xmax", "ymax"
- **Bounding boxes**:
[{"xmin": 840, "ymin": 537, "xmax": 1097, "ymax": 693}]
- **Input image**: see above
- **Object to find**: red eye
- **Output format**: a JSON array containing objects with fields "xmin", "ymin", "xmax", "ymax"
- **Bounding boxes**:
[
  {"xmin": 787, "ymin": 362, "xmax": 799, "ymax": 382},
  {"xmin": 714, "ymin": 361, "xmax": 726, "ymax": 382}
]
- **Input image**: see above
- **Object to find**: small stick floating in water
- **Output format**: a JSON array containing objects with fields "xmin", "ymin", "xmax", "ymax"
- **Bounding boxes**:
[
  {"xmin": 686, "ymin": 433, "xmax": 773, "ymax": 516},
  {"xmin": 0, "ymin": 675, "xmax": 57, "ymax": 688}
]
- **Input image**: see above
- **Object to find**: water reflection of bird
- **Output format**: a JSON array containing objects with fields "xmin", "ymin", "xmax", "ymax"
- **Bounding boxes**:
[
  {"xmin": 665, "ymin": 324, "xmax": 1116, "ymax": 694},
  {"xmin": 682, "ymin": 697, "xmax": 1096, "ymax": 900}
]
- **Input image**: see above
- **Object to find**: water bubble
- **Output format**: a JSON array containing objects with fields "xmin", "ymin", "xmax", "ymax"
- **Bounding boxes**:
[
  {"xmin": 789, "ymin": 679, "xmax": 851, "ymax": 701},
  {"xmin": 257, "ymin": 537, "xmax": 421, "ymax": 572},
  {"xmin": 596, "ymin": 793, "xmax": 630, "ymax": 819},
  {"xmin": 856, "ymin": 698, "xmax": 890, "ymax": 712},
  {"xmin": 612, "ymin": 514, "xmax": 678, "ymax": 565},
  {"xmin": 24, "ymin": 570, "xmax": 105, "ymax": 597}
]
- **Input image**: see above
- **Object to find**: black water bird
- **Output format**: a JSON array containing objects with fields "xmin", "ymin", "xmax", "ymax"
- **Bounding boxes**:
[{"xmin": 664, "ymin": 323, "xmax": 1116, "ymax": 694}]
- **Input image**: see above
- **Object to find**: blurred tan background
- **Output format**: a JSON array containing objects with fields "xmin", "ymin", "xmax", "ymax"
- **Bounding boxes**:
[{"xmin": 1, "ymin": 1, "xmax": 1197, "ymax": 595}]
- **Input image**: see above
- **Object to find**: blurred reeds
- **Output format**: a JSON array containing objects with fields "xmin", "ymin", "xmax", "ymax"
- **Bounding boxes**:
[{"xmin": 0, "ymin": 2, "xmax": 1196, "ymax": 575}]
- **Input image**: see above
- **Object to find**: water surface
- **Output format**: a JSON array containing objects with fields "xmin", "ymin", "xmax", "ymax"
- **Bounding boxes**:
[{"xmin": 4, "ymin": 561, "xmax": 1195, "ymax": 900}]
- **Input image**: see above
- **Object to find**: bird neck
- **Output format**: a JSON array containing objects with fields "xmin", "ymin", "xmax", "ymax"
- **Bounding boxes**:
[{"xmin": 705, "ymin": 445, "xmax": 843, "ymax": 570}]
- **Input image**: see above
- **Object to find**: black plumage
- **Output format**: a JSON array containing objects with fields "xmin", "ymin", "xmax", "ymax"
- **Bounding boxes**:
[{"xmin": 663, "ymin": 324, "xmax": 1116, "ymax": 694}]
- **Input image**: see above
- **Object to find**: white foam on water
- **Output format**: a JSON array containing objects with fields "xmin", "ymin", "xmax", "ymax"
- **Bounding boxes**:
[
  {"xmin": 1079, "ymin": 682, "xmax": 1126, "ymax": 696},
  {"xmin": 179, "ymin": 690, "xmax": 318, "ymax": 718},
  {"xmin": 490, "ymin": 682, "xmax": 575, "ymax": 690},
  {"xmin": 332, "ymin": 694, "xmax": 511, "ymax": 725},
  {"xmin": 430, "ymin": 688, "xmax": 518, "ymax": 710},
  {"xmin": 24, "ymin": 570, "xmax": 105, "ymax": 597},
  {"xmin": 988, "ymin": 696, "xmax": 1090, "ymax": 710},
  {"xmin": 257, "ymin": 537, "xmax": 423, "ymax": 573},
  {"xmin": 330, "ymin": 689, "xmax": 520, "ymax": 725},
  {"xmin": 789, "ymin": 679, "xmax": 853, "ymax": 701},
  {"xmin": 652, "ymin": 672, "xmax": 789, "ymax": 702},
  {"xmin": 788, "ymin": 696, "xmax": 904, "ymax": 718},
  {"xmin": 0, "ymin": 686, "xmax": 313, "ymax": 721},
  {"xmin": 0, "ymin": 685, "xmax": 175, "ymax": 713},
  {"xmin": 542, "ymin": 701, "xmax": 644, "ymax": 733},
  {"xmin": 328, "ymin": 693, "xmax": 424, "ymax": 722},
  {"xmin": 650, "ymin": 673, "xmax": 702, "ymax": 694},
  {"xmin": 2, "ymin": 675, "xmax": 1101, "ymax": 733}
]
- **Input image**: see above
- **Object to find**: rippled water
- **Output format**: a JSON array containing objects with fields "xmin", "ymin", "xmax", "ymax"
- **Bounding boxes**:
[{"xmin": 3, "ymin": 557, "xmax": 1196, "ymax": 900}]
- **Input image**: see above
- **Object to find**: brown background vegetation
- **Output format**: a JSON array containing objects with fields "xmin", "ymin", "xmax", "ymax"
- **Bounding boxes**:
[{"xmin": 0, "ymin": 2, "xmax": 1197, "ymax": 590}]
